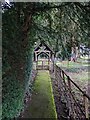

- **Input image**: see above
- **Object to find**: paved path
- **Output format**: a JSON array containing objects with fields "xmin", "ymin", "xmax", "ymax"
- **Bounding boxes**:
[{"xmin": 22, "ymin": 70, "xmax": 57, "ymax": 118}]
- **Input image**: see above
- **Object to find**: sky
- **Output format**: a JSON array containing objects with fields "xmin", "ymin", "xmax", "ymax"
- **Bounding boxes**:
[{"xmin": 5, "ymin": 0, "xmax": 10, "ymax": 4}]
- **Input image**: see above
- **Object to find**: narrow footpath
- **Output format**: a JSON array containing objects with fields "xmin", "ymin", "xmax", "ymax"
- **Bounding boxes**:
[{"xmin": 22, "ymin": 70, "xmax": 57, "ymax": 118}]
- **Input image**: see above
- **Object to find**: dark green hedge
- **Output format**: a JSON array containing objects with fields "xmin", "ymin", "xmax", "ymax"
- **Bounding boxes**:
[
  {"xmin": 2, "ymin": 75, "xmax": 24, "ymax": 118},
  {"xmin": 2, "ymin": 49, "xmax": 33, "ymax": 119},
  {"xmin": 2, "ymin": 6, "xmax": 34, "ymax": 119}
]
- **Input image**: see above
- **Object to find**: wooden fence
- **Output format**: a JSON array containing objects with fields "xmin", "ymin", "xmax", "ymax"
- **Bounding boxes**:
[
  {"xmin": 36, "ymin": 60, "xmax": 49, "ymax": 70},
  {"xmin": 55, "ymin": 65, "xmax": 90, "ymax": 119},
  {"xmin": 35, "ymin": 60, "xmax": 54, "ymax": 71}
]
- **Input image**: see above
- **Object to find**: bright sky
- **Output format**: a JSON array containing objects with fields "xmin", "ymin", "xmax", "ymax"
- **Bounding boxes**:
[{"xmin": 5, "ymin": 0, "xmax": 10, "ymax": 4}]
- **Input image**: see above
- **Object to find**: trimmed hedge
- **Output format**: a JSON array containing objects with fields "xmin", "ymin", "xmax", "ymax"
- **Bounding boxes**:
[
  {"xmin": 2, "ymin": 6, "xmax": 34, "ymax": 119},
  {"xmin": 2, "ymin": 75, "xmax": 24, "ymax": 118},
  {"xmin": 2, "ymin": 50, "xmax": 33, "ymax": 119},
  {"xmin": 2, "ymin": 48, "xmax": 33, "ymax": 119}
]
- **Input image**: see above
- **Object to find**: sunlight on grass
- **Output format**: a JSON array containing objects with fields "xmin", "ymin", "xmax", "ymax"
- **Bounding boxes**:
[
  {"xmin": 37, "ymin": 60, "xmax": 49, "ymax": 65},
  {"xmin": 56, "ymin": 60, "xmax": 89, "ymax": 68},
  {"xmin": 56, "ymin": 59, "xmax": 89, "ymax": 90}
]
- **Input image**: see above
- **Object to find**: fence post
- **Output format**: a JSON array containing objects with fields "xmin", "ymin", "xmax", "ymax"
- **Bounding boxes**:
[
  {"xmin": 36, "ymin": 61, "xmax": 38, "ymax": 70},
  {"xmin": 67, "ymin": 76, "xmax": 75, "ymax": 118},
  {"xmin": 67, "ymin": 76, "xmax": 71, "ymax": 91},
  {"xmin": 59, "ymin": 67, "xmax": 61, "ymax": 77},
  {"xmin": 62, "ymin": 70, "xmax": 65, "ymax": 80},
  {"xmin": 48, "ymin": 59, "xmax": 49, "ymax": 70},
  {"xmin": 83, "ymin": 92, "xmax": 89, "ymax": 118},
  {"xmin": 58, "ymin": 66, "xmax": 63, "ymax": 98},
  {"xmin": 42, "ymin": 61, "xmax": 43, "ymax": 70}
]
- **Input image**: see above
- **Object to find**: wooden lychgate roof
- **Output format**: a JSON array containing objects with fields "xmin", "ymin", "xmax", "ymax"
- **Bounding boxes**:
[{"xmin": 34, "ymin": 41, "xmax": 54, "ymax": 54}]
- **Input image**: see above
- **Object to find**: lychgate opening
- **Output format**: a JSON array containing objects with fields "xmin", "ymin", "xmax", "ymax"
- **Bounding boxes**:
[{"xmin": 34, "ymin": 41, "xmax": 54, "ymax": 71}]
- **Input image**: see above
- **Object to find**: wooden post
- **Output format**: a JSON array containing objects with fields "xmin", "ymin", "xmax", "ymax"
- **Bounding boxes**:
[
  {"xmin": 83, "ymin": 93, "xmax": 89, "ymax": 118},
  {"xmin": 36, "ymin": 61, "xmax": 38, "ymax": 70},
  {"xmin": 42, "ymin": 61, "xmax": 43, "ymax": 70},
  {"xmin": 67, "ymin": 76, "xmax": 75, "ymax": 118},
  {"xmin": 67, "ymin": 76, "xmax": 71, "ymax": 90},
  {"xmin": 62, "ymin": 71, "xmax": 65, "ymax": 81},
  {"xmin": 59, "ymin": 67, "xmax": 61, "ymax": 77},
  {"xmin": 52, "ymin": 54, "xmax": 54, "ymax": 72},
  {"xmin": 36, "ymin": 52, "xmax": 37, "ymax": 62},
  {"xmin": 55, "ymin": 65, "xmax": 56, "ymax": 80},
  {"xmin": 34, "ymin": 62, "xmax": 36, "ymax": 70},
  {"xmin": 48, "ymin": 58, "xmax": 49, "ymax": 70}
]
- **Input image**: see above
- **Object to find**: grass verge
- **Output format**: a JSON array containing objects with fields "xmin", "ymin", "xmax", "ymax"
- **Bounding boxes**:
[{"xmin": 22, "ymin": 70, "xmax": 57, "ymax": 118}]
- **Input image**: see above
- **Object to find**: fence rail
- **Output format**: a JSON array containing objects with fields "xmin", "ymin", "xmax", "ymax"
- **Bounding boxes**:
[
  {"xmin": 35, "ymin": 60, "xmax": 54, "ymax": 71},
  {"xmin": 55, "ymin": 65, "xmax": 90, "ymax": 119},
  {"xmin": 36, "ymin": 60, "xmax": 49, "ymax": 70}
]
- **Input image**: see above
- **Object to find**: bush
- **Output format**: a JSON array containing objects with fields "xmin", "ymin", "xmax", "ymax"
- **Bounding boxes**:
[
  {"xmin": 2, "ymin": 74, "xmax": 24, "ymax": 118},
  {"xmin": 2, "ymin": 4, "xmax": 34, "ymax": 119}
]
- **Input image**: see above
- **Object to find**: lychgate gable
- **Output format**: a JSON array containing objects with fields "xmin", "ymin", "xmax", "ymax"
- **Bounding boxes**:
[
  {"xmin": 34, "ymin": 41, "xmax": 54, "ymax": 61},
  {"xmin": 34, "ymin": 41, "xmax": 54, "ymax": 71}
]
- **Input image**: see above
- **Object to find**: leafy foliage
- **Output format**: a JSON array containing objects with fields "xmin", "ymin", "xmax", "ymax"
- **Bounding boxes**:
[
  {"xmin": 2, "ymin": 2, "xmax": 90, "ymax": 119},
  {"xmin": 2, "ymin": 3, "xmax": 34, "ymax": 118},
  {"xmin": 32, "ymin": 2, "xmax": 90, "ymax": 58}
]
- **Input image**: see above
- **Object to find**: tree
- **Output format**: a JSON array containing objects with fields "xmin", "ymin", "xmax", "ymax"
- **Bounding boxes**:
[{"xmin": 2, "ymin": 2, "xmax": 90, "ymax": 118}]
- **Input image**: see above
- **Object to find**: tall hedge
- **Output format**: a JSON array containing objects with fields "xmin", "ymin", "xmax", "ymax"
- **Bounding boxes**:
[{"xmin": 2, "ymin": 5, "xmax": 34, "ymax": 119}]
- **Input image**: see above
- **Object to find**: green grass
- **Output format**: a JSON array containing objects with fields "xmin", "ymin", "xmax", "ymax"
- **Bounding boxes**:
[
  {"xmin": 56, "ymin": 59, "xmax": 89, "ymax": 90},
  {"xmin": 23, "ymin": 70, "xmax": 57, "ymax": 118},
  {"xmin": 37, "ymin": 61, "xmax": 49, "ymax": 65},
  {"xmin": 56, "ymin": 60, "xmax": 89, "ymax": 73},
  {"xmin": 56, "ymin": 60, "xmax": 89, "ymax": 68}
]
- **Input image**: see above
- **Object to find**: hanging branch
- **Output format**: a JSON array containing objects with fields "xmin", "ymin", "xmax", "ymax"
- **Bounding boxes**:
[
  {"xmin": 33, "ymin": 2, "xmax": 71, "ymax": 12},
  {"xmin": 74, "ymin": 2, "xmax": 90, "ymax": 13}
]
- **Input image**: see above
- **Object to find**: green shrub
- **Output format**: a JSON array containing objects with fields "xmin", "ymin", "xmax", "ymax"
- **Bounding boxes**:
[
  {"xmin": 2, "ymin": 7, "xmax": 34, "ymax": 119},
  {"xmin": 2, "ymin": 74, "xmax": 24, "ymax": 119},
  {"xmin": 2, "ymin": 49, "xmax": 33, "ymax": 119}
]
